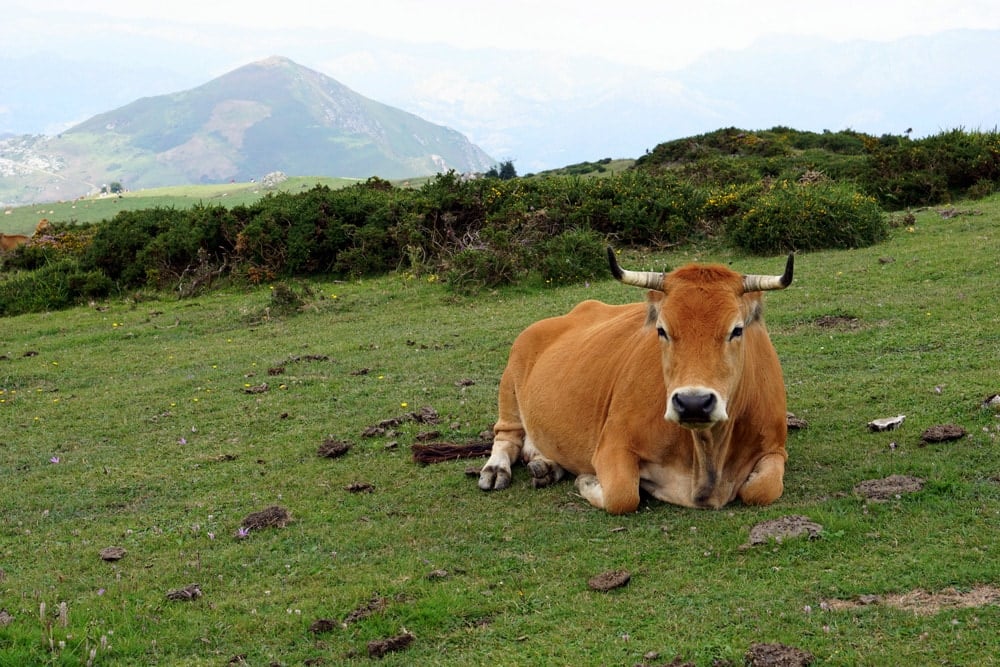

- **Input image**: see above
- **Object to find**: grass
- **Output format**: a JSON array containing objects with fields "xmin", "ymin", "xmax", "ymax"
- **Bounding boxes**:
[
  {"xmin": 0, "ymin": 177, "xmax": 361, "ymax": 234},
  {"xmin": 1, "ymin": 200, "xmax": 999, "ymax": 665}
]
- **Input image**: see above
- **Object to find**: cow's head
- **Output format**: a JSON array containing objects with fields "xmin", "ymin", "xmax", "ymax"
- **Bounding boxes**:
[{"xmin": 608, "ymin": 248, "xmax": 793, "ymax": 429}]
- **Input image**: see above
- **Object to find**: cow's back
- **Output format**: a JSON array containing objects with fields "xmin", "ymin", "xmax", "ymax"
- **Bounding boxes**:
[{"xmin": 500, "ymin": 299, "xmax": 661, "ymax": 475}]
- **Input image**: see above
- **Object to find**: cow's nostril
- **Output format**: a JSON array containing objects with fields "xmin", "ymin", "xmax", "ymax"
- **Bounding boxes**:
[{"xmin": 672, "ymin": 392, "xmax": 717, "ymax": 422}]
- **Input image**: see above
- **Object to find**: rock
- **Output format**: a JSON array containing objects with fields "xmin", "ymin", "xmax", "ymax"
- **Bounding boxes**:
[{"xmin": 867, "ymin": 415, "xmax": 905, "ymax": 431}]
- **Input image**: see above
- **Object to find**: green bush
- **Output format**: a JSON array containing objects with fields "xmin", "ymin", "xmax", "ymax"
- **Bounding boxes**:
[
  {"xmin": 535, "ymin": 228, "xmax": 608, "ymax": 285},
  {"xmin": 444, "ymin": 228, "xmax": 527, "ymax": 293},
  {"xmin": 84, "ymin": 207, "xmax": 190, "ymax": 286},
  {"xmin": 863, "ymin": 129, "xmax": 1000, "ymax": 209},
  {"xmin": 728, "ymin": 180, "xmax": 887, "ymax": 254},
  {"xmin": 0, "ymin": 260, "xmax": 111, "ymax": 316}
]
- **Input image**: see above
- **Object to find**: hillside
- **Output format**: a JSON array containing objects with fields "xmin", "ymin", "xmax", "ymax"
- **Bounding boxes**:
[{"xmin": 0, "ymin": 56, "xmax": 494, "ymax": 206}]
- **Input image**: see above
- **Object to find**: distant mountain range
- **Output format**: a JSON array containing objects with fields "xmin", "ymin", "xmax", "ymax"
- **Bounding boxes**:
[
  {"xmin": 3, "ymin": 29, "xmax": 999, "ymax": 206},
  {"xmin": 0, "ymin": 57, "xmax": 495, "ymax": 206}
]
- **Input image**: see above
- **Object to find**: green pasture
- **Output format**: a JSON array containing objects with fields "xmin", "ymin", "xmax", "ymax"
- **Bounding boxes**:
[
  {"xmin": 1, "ymin": 200, "xmax": 998, "ymax": 665},
  {"xmin": 1, "ymin": 177, "xmax": 360, "ymax": 234}
]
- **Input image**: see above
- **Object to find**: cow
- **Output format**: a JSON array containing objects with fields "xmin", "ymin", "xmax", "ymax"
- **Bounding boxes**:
[
  {"xmin": 478, "ymin": 248, "xmax": 794, "ymax": 514},
  {"xmin": 0, "ymin": 233, "xmax": 31, "ymax": 252}
]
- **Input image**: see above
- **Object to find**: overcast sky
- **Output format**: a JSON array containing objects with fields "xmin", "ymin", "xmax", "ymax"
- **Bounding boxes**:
[
  {"xmin": 9, "ymin": 0, "xmax": 1000, "ymax": 71},
  {"xmin": 6, "ymin": 0, "xmax": 1000, "ymax": 169}
]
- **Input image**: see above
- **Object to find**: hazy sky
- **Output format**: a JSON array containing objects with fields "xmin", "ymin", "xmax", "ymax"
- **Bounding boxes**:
[
  {"xmin": 9, "ymin": 0, "xmax": 1000, "ymax": 71},
  {"xmin": 6, "ymin": 0, "xmax": 1000, "ymax": 169}
]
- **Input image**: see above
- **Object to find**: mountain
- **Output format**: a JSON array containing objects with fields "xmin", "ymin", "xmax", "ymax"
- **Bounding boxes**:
[
  {"xmin": 343, "ymin": 29, "xmax": 1000, "ymax": 173},
  {"xmin": 0, "ymin": 56, "xmax": 494, "ymax": 205}
]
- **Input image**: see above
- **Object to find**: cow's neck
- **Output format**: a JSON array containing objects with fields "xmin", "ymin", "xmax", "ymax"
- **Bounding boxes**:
[{"xmin": 689, "ymin": 423, "xmax": 735, "ymax": 508}]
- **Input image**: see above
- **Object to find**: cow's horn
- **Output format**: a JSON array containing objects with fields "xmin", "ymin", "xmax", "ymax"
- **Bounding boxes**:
[
  {"xmin": 607, "ymin": 247, "xmax": 664, "ymax": 290},
  {"xmin": 743, "ymin": 254, "xmax": 794, "ymax": 292}
]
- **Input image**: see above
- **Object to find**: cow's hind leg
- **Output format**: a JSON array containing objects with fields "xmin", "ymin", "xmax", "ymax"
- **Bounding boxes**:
[
  {"xmin": 523, "ymin": 438, "xmax": 565, "ymax": 488},
  {"xmin": 575, "ymin": 442, "xmax": 641, "ymax": 514},
  {"xmin": 738, "ymin": 452, "xmax": 786, "ymax": 505}
]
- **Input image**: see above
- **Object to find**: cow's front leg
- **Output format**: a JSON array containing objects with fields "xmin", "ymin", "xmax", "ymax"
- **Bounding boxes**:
[
  {"xmin": 738, "ymin": 452, "xmax": 786, "ymax": 505},
  {"xmin": 478, "ymin": 437, "xmax": 522, "ymax": 491},
  {"xmin": 575, "ymin": 444, "xmax": 641, "ymax": 514}
]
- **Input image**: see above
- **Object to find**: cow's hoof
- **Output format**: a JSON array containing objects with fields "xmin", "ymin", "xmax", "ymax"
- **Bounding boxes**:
[
  {"xmin": 575, "ymin": 474, "xmax": 600, "ymax": 493},
  {"xmin": 527, "ymin": 458, "xmax": 563, "ymax": 488},
  {"xmin": 478, "ymin": 466, "xmax": 511, "ymax": 491}
]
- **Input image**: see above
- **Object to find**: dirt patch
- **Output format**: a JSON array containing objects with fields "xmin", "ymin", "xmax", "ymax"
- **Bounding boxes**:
[
  {"xmin": 345, "ymin": 482, "xmax": 374, "ymax": 493},
  {"xmin": 744, "ymin": 515, "xmax": 822, "ymax": 547},
  {"xmin": 318, "ymin": 438, "xmax": 351, "ymax": 458},
  {"xmin": 823, "ymin": 584, "xmax": 1000, "ymax": 615},
  {"xmin": 343, "ymin": 594, "xmax": 389, "ymax": 626},
  {"xmin": 308, "ymin": 618, "xmax": 337, "ymax": 634},
  {"xmin": 853, "ymin": 475, "xmax": 924, "ymax": 501},
  {"xmin": 587, "ymin": 569, "xmax": 631, "ymax": 592},
  {"xmin": 99, "ymin": 546, "xmax": 126, "ymax": 561},
  {"xmin": 241, "ymin": 505, "xmax": 291, "ymax": 530},
  {"xmin": 363, "ymin": 405, "xmax": 441, "ymax": 438},
  {"xmin": 746, "ymin": 642, "xmax": 814, "ymax": 666},
  {"xmin": 814, "ymin": 314, "xmax": 860, "ymax": 330},
  {"xmin": 165, "ymin": 583, "xmax": 203, "ymax": 601},
  {"xmin": 920, "ymin": 424, "xmax": 967, "ymax": 443},
  {"xmin": 367, "ymin": 631, "xmax": 414, "ymax": 659},
  {"xmin": 786, "ymin": 413, "xmax": 808, "ymax": 430}
]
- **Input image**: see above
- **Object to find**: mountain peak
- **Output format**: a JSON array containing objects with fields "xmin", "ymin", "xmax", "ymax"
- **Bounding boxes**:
[{"xmin": 3, "ymin": 58, "xmax": 494, "ymax": 201}]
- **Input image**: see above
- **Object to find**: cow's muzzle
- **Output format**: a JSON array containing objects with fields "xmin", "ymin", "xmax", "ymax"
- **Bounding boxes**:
[{"xmin": 667, "ymin": 388, "xmax": 727, "ymax": 427}]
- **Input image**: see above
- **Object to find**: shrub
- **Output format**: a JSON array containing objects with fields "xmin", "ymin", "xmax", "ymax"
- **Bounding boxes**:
[
  {"xmin": 728, "ymin": 180, "xmax": 887, "ymax": 254},
  {"xmin": 862, "ymin": 129, "xmax": 1000, "ymax": 209},
  {"xmin": 84, "ymin": 207, "xmax": 190, "ymax": 287},
  {"xmin": 535, "ymin": 228, "xmax": 607, "ymax": 285},
  {"xmin": 0, "ymin": 260, "xmax": 111, "ymax": 317},
  {"xmin": 444, "ymin": 228, "xmax": 527, "ymax": 293}
]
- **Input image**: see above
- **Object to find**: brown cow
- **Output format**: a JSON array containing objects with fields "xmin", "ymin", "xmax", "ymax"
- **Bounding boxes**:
[
  {"xmin": 479, "ymin": 248, "xmax": 794, "ymax": 514},
  {"xmin": 0, "ymin": 233, "xmax": 31, "ymax": 252}
]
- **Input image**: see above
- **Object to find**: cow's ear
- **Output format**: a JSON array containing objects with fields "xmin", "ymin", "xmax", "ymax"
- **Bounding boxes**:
[
  {"xmin": 744, "ymin": 294, "xmax": 763, "ymax": 325},
  {"xmin": 645, "ymin": 290, "xmax": 665, "ymax": 326}
]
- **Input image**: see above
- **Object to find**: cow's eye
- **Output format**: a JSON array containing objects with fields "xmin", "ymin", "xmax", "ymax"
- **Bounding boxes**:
[
  {"xmin": 729, "ymin": 325, "xmax": 744, "ymax": 341},
  {"xmin": 657, "ymin": 326, "xmax": 669, "ymax": 340}
]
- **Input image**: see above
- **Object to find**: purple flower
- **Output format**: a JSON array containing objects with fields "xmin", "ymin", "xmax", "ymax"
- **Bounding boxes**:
[
  {"xmin": 177, "ymin": 437, "xmax": 187, "ymax": 445},
  {"xmin": 235, "ymin": 526, "xmax": 251, "ymax": 539},
  {"xmin": 49, "ymin": 456, "xmax": 60, "ymax": 464}
]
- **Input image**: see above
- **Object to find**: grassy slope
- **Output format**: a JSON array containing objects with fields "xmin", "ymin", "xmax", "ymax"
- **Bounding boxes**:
[
  {"xmin": 0, "ymin": 201, "xmax": 998, "ymax": 665},
  {"xmin": 0, "ymin": 177, "xmax": 361, "ymax": 234}
]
